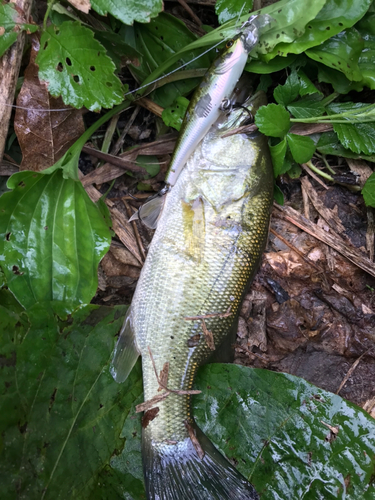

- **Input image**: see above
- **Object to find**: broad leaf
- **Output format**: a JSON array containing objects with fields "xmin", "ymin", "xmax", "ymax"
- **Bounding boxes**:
[
  {"xmin": 215, "ymin": 0, "xmax": 253, "ymax": 25},
  {"xmin": 306, "ymin": 28, "xmax": 364, "ymax": 82},
  {"xmin": 297, "ymin": 69, "xmax": 322, "ymax": 96},
  {"xmin": 255, "ymin": 104, "xmax": 290, "ymax": 138},
  {"xmin": 287, "ymin": 133, "xmax": 316, "ymax": 163},
  {"xmin": 0, "ymin": 170, "xmax": 111, "ymax": 311},
  {"xmin": 90, "ymin": 0, "xmax": 163, "ymax": 25},
  {"xmin": 194, "ymin": 364, "xmax": 375, "ymax": 499},
  {"xmin": 0, "ymin": 300, "xmax": 143, "ymax": 500},
  {"xmin": 274, "ymin": 71, "xmax": 300, "ymax": 106},
  {"xmin": 317, "ymin": 64, "xmax": 365, "ymax": 94},
  {"xmin": 264, "ymin": 0, "xmax": 372, "ymax": 61},
  {"xmin": 123, "ymin": 13, "xmax": 211, "ymax": 107},
  {"xmin": 0, "ymin": 3, "xmax": 38, "ymax": 58},
  {"xmin": 333, "ymin": 122, "xmax": 375, "ymax": 155},
  {"xmin": 246, "ymin": 54, "xmax": 297, "ymax": 74},
  {"xmin": 287, "ymin": 96, "xmax": 326, "ymax": 119},
  {"xmin": 36, "ymin": 21, "xmax": 123, "ymax": 111}
]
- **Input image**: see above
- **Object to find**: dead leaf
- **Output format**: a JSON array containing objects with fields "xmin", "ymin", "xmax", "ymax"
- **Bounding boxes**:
[
  {"xmin": 14, "ymin": 35, "xmax": 85, "ymax": 171},
  {"xmin": 67, "ymin": 0, "xmax": 91, "ymax": 14}
]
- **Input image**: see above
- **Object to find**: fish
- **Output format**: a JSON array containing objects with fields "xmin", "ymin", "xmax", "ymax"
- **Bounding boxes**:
[
  {"xmin": 130, "ymin": 14, "xmax": 273, "ymax": 228},
  {"xmin": 111, "ymin": 89, "xmax": 274, "ymax": 499}
]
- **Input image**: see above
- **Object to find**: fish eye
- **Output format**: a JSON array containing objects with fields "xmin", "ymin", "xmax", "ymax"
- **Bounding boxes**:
[{"xmin": 226, "ymin": 39, "xmax": 234, "ymax": 49}]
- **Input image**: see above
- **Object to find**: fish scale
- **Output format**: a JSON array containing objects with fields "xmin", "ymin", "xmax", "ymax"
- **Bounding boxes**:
[{"xmin": 111, "ymin": 92, "xmax": 273, "ymax": 499}]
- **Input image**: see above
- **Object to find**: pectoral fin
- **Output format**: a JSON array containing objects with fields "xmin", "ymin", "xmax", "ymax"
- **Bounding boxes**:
[
  {"xmin": 110, "ymin": 306, "xmax": 140, "ymax": 383},
  {"xmin": 129, "ymin": 193, "xmax": 166, "ymax": 229}
]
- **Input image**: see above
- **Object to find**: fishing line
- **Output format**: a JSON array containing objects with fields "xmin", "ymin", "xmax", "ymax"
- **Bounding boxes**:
[{"xmin": 0, "ymin": 38, "xmax": 226, "ymax": 114}]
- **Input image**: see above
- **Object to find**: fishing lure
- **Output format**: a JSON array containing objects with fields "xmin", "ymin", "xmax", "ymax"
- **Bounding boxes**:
[{"xmin": 130, "ymin": 13, "xmax": 273, "ymax": 228}]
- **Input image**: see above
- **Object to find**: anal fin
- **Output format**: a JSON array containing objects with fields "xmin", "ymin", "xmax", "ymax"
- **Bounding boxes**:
[
  {"xmin": 110, "ymin": 306, "xmax": 140, "ymax": 383},
  {"xmin": 129, "ymin": 193, "xmax": 166, "ymax": 229}
]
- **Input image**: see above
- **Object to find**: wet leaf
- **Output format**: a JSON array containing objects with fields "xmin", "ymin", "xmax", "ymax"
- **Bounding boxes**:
[
  {"xmin": 161, "ymin": 96, "xmax": 189, "ymax": 131},
  {"xmin": 255, "ymin": 104, "xmax": 290, "ymax": 138},
  {"xmin": 36, "ymin": 21, "xmax": 123, "ymax": 111},
  {"xmin": 0, "ymin": 170, "xmax": 111, "ymax": 311},
  {"xmin": 0, "ymin": 2, "xmax": 38, "ymax": 57},
  {"xmin": 193, "ymin": 364, "xmax": 375, "ymax": 500},
  {"xmin": 14, "ymin": 36, "xmax": 85, "ymax": 171},
  {"xmin": 317, "ymin": 64, "xmax": 365, "ymax": 94},
  {"xmin": 306, "ymin": 28, "xmax": 364, "ymax": 82},
  {"xmin": 362, "ymin": 172, "xmax": 375, "ymax": 207},
  {"xmin": 0, "ymin": 300, "xmax": 144, "ymax": 500},
  {"xmin": 297, "ymin": 69, "xmax": 322, "ymax": 96},
  {"xmin": 126, "ymin": 13, "xmax": 211, "ymax": 107},
  {"xmin": 317, "ymin": 131, "xmax": 375, "ymax": 161},
  {"xmin": 333, "ymin": 122, "xmax": 375, "ymax": 155},
  {"xmin": 287, "ymin": 133, "xmax": 316, "ymax": 163},
  {"xmin": 215, "ymin": 0, "xmax": 253, "ymax": 25},
  {"xmin": 90, "ymin": 0, "xmax": 163, "ymax": 25},
  {"xmin": 245, "ymin": 54, "xmax": 297, "ymax": 74},
  {"xmin": 264, "ymin": 0, "xmax": 372, "ymax": 61}
]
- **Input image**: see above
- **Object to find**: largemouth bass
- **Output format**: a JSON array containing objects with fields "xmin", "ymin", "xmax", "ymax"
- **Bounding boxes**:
[{"xmin": 112, "ymin": 91, "xmax": 273, "ymax": 499}]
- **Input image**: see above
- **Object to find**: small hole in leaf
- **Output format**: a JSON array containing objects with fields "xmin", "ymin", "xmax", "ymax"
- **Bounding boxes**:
[
  {"xmin": 66, "ymin": 57, "xmax": 72, "ymax": 66},
  {"xmin": 55, "ymin": 28, "xmax": 60, "ymax": 35},
  {"xmin": 43, "ymin": 41, "xmax": 48, "ymax": 50},
  {"xmin": 44, "ymin": 226, "xmax": 48, "ymax": 230},
  {"xmin": 276, "ymin": 34, "xmax": 280, "ymax": 38},
  {"xmin": 5, "ymin": 232, "xmax": 11, "ymax": 241},
  {"xmin": 326, "ymin": 26, "xmax": 331, "ymax": 30},
  {"xmin": 12, "ymin": 265, "xmax": 23, "ymax": 275},
  {"xmin": 160, "ymin": 36, "xmax": 164, "ymax": 40},
  {"xmin": 338, "ymin": 22, "xmax": 343, "ymax": 26},
  {"xmin": 338, "ymin": 61, "xmax": 341, "ymax": 65},
  {"xmin": 155, "ymin": 26, "xmax": 158, "ymax": 30},
  {"xmin": 97, "ymin": 52, "xmax": 101, "ymax": 56},
  {"xmin": 278, "ymin": 9, "xmax": 282, "ymax": 13},
  {"xmin": 106, "ymin": 82, "xmax": 113, "ymax": 88},
  {"xmin": 73, "ymin": 75, "xmax": 80, "ymax": 83},
  {"xmin": 57, "ymin": 62, "xmax": 63, "ymax": 72},
  {"xmin": 308, "ymin": 25, "xmax": 312, "ymax": 29},
  {"xmin": 90, "ymin": 66, "xmax": 95, "ymax": 71},
  {"xmin": 18, "ymin": 181, "xmax": 25, "ymax": 187},
  {"xmin": 171, "ymin": 110, "xmax": 174, "ymax": 113}
]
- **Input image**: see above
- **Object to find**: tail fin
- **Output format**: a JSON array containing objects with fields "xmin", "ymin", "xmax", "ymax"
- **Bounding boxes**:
[{"xmin": 142, "ymin": 423, "xmax": 259, "ymax": 500}]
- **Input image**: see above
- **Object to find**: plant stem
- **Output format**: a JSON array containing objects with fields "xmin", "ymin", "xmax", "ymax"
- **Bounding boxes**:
[
  {"xmin": 306, "ymin": 160, "xmax": 334, "ymax": 182},
  {"xmin": 43, "ymin": 0, "xmax": 55, "ymax": 31}
]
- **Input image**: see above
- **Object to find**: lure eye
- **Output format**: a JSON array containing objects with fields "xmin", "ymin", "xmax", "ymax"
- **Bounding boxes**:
[{"xmin": 226, "ymin": 39, "xmax": 234, "ymax": 49}]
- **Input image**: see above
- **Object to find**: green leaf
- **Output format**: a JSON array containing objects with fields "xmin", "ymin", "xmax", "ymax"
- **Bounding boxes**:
[
  {"xmin": 297, "ymin": 69, "xmax": 322, "ymax": 96},
  {"xmin": 362, "ymin": 172, "xmax": 375, "ymax": 207},
  {"xmin": 193, "ymin": 364, "xmax": 375, "ymax": 499},
  {"xmin": 317, "ymin": 131, "xmax": 375, "ymax": 161},
  {"xmin": 0, "ymin": 170, "xmax": 111, "ymax": 311},
  {"xmin": 215, "ymin": 0, "xmax": 253, "ymax": 25},
  {"xmin": 255, "ymin": 104, "xmax": 290, "ymax": 138},
  {"xmin": 317, "ymin": 64, "xmax": 365, "ymax": 94},
  {"xmin": 287, "ymin": 96, "xmax": 326, "ymax": 119},
  {"xmin": 255, "ymin": 74, "xmax": 273, "ymax": 93},
  {"xmin": 287, "ymin": 133, "xmax": 316, "ymax": 163},
  {"xmin": 287, "ymin": 162, "xmax": 302, "ymax": 179},
  {"xmin": 136, "ymin": 155, "xmax": 160, "ymax": 178},
  {"xmin": 245, "ymin": 54, "xmax": 297, "ymax": 74},
  {"xmin": 333, "ymin": 122, "xmax": 375, "ymax": 155},
  {"xmin": 269, "ymin": 138, "xmax": 288, "ymax": 177},
  {"xmin": 90, "ymin": 0, "xmax": 163, "ymax": 25},
  {"xmin": 36, "ymin": 21, "xmax": 123, "ymax": 111},
  {"xmin": 94, "ymin": 30, "xmax": 143, "ymax": 72},
  {"xmin": 265, "ymin": 0, "xmax": 372, "ymax": 61},
  {"xmin": 306, "ymin": 28, "xmax": 364, "ymax": 82},
  {"xmin": 0, "ymin": 301, "xmax": 145, "ymax": 499},
  {"xmin": 125, "ymin": 13, "xmax": 212, "ymax": 107},
  {"xmin": 161, "ymin": 96, "xmax": 189, "ymax": 131},
  {"xmin": 0, "ymin": 3, "xmax": 38, "ymax": 58},
  {"xmin": 274, "ymin": 71, "xmax": 300, "ymax": 106}
]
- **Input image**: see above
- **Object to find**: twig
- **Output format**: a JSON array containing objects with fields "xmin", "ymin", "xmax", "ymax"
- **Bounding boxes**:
[
  {"xmin": 336, "ymin": 350, "xmax": 371, "ymax": 395},
  {"xmin": 82, "ymin": 146, "xmax": 147, "ymax": 174},
  {"xmin": 177, "ymin": 0, "xmax": 203, "ymax": 26},
  {"xmin": 184, "ymin": 420, "xmax": 205, "ymax": 459},
  {"xmin": 111, "ymin": 105, "xmax": 140, "ymax": 156},
  {"xmin": 123, "ymin": 199, "xmax": 147, "ymax": 262},
  {"xmin": 137, "ymin": 97, "xmax": 164, "ymax": 118},
  {"xmin": 201, "ymin": 319, "xmax": 215, "ymax": 350},
  {"xmin": 301, "ymin": 163, "xmax": 329, "ymax": 190}
]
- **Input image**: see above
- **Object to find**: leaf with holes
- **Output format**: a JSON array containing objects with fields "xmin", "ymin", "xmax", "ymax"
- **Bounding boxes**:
[
  {"xmin": 0, "ymin": 299, "xmax": 145, "ymax": 500},
  {"xmin": 0, "ymin": 170, "xmax": 111, "ymax": 311},
  {"xmin": 0, "ymin": 2, "xmax": 38, "ymax": 57},
  {"xmin": 36, "ymin": 21, "xmax": 123, "ymax": 111},
  {"xmin": 264, "ymin": 0, "xmax": 372, "ymax": 62},
  {"xmin": 306, "ymin": 28, "xmax": 364, "ymax": 82},
  {"xmin": 162, "ymin": 96, "xmax": 189, "ymax": 131},
  {"xmin": 90, "ymin": 0, "xmax": 163, "ymax": 25}
]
